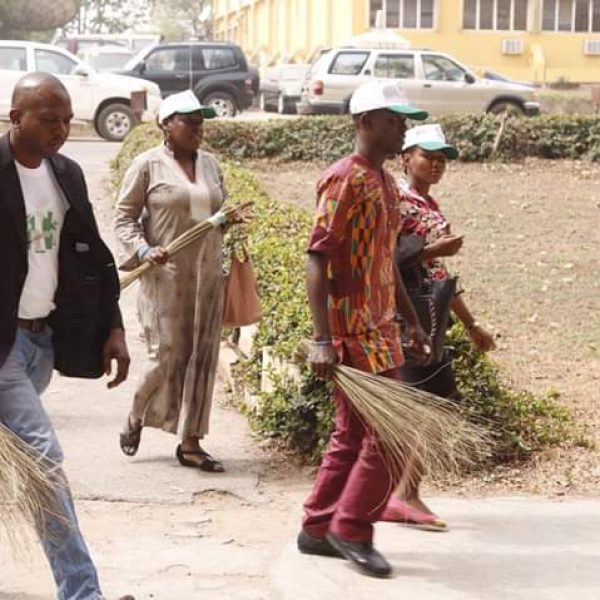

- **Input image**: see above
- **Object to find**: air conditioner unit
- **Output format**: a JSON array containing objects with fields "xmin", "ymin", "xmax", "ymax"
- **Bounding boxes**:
[
  {"xmin": 584, "ymin": 39, "xmax": 600, "ymax": 55},
  {"xmin": 501, "ymin": 39, "xmax": 525, "ymax": 55}
]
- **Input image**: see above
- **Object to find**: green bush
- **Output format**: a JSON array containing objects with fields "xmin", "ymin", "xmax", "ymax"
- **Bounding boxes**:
[
  {"xmin": 112, "ymin": 125, "xmax": 578, "ymax": 466},
  {"xmin": 115, "ymin": 113, "xmax": 600, "ymax": 172},
  {"xmin": 112, "ymin": 124, "xmax": 162, "ymax": 186}
]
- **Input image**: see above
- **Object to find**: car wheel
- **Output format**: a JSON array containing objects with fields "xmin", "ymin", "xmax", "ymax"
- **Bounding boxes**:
[
  {"xmin": 489, "ymin": 101, "xmax": 524, "ymax": 116},
  {"xmin": 97, "ymin": 103, "xmax": 133, "ymax": 142},
  {"xmin": 203, "ymin": 91, "xmax": 237, "ymax": 118}
]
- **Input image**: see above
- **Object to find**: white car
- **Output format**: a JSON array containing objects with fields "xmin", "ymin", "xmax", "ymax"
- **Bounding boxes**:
[
  {"xmin": 0, "ymin": 41, "xmax": 162, "ymax": 141},
  {"xmin": 259, "ymin": 64, "xmax": 310, "ymax": 114},
  {"xmin": 298, "ymin": 47, "xmax": 540, "ymax": 117}
]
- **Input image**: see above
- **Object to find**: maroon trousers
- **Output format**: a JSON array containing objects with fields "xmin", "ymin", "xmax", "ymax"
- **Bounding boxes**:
[{"xmin": 302, "ymin": 368, "xmax": 401, "ymax": 543}]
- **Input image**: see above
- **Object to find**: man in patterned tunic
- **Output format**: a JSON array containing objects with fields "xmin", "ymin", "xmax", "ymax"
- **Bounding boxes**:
[{"xmin": 297, "ymin": 81, "xmax": 431, "ymax": 577}]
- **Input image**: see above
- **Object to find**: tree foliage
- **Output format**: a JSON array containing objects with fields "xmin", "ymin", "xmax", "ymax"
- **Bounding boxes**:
[
  {"xmin": 62, "ymin": 0, "xmax": 150, "ymax": 35},
  {"xmin": 150, "ymin": 0, "xmax": 212, "ymax": 41}
]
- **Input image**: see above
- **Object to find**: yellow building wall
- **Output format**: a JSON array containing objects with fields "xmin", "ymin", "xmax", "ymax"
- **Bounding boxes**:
[{"xmin": 212, "ymin": 0, "xmax": 600, "ymax": 83}]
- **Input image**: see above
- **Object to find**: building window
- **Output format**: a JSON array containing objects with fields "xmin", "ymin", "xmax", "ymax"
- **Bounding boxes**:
[
  {"xmin": 543, "ymin": 0, "xmax": 600, "ymax": 32},
  {"xmin": 370, "ymin": 0, "xmax": 384, "ymax": 27},
  {"xmin": 369, "ymin": 0, "xmax": 436, "ymax": 29},
  {"xmin": 463, "ymin": 0, "xmax": 529, "ymax": 31}
]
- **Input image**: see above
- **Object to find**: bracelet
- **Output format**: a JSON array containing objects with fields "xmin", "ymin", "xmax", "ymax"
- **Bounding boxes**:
[
  {"xmin": 207, "ymin": 210, "xmax": 227, "ymax": 228},
  {"xmin": 138, "ymin": 244, "xmax": 151, "ymax": 259},
  {"xmin": 311, "ymin": 339, "xmax": 333, "ymax": 347},
  {"xmin": 467, "ymin": 321, "xmax": 480, "ymax": 332}
]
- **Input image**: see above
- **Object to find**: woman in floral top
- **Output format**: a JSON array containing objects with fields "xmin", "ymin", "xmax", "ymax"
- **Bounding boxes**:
[{"xmin": 381, "ymin": 124, "xmax": 496, "ymax": 529}]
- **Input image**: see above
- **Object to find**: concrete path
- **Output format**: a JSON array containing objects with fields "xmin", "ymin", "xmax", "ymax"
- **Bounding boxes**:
[
  {"xmin": 272, "ymin": 498, "xmax": 600, "ymax": 600},
  {"xmin": 1, "ymin": 141, "xmax": 599, "ymax": 600}
]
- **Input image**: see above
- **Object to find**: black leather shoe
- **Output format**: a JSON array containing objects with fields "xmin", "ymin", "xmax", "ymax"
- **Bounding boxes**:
[
  {"xmin": 326, "ymin": 532, "xmax": 392, "ymax": 578},
  {"xmin": 297, "ymin": 530, "xmax": 343, "ymax": 558}
]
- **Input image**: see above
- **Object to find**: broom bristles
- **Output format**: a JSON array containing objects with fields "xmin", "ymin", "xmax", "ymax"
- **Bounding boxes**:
[
  {"xmin": 0, "ymin": 423, "xmax": 63, "ymax": 556},
  {"xmin": 336, "ymin": 365, "xmax": 491, "ymax": 486},
  {"xmin": 297, "ymin": 341, "xmax": 491, "ymax": 487}
]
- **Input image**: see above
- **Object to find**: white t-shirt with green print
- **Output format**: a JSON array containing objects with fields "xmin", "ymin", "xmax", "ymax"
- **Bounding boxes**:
[{"xmin": 16, "ymin": 159, "xmax": 68, "ymax": 320}]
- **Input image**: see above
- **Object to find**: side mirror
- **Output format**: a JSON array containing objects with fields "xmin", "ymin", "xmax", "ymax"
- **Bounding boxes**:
[
  {"xmin": 138, "ymin": 61, "xmax": 147, "ymax": 74},
  {"xmin": 465, "ymin": 72, "xmax": 476, "ymax": 84},
  {"xmin": 73, "ymin": 65, "xmax": 90, "ymax": 77}
]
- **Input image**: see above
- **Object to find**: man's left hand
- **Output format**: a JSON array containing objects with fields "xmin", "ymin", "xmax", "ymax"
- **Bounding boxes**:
[
  {"xmin": 102, "ymin": 328, "xmax": 130, "ymax": 389},
  {"xmin": 404, "ymin": 323, "xmax": 431, "ymax": 364}
]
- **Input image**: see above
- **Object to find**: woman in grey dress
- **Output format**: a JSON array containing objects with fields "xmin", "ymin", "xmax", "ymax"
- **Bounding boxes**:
[{"xmin": 114, "ymin": 90, "xmax": 245, "ymax": 472}]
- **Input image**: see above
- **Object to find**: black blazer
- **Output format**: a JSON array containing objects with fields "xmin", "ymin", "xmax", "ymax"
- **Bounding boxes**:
[{"xmin": 0, "ymin": 133, "xmax": 123, "ymax": 378}]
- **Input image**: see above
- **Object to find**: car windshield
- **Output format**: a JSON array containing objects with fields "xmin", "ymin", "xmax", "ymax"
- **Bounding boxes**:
[
  {"xmin": 306, "ymin": 53, "xmax": 329, "ymax": 78},
  {"xmin": 89, "ymin": 53, "xmax": 133, "ymax": 71},
  {"xmin": 123, "ymin": 47, "xmax": 151, "ymax": 70}
]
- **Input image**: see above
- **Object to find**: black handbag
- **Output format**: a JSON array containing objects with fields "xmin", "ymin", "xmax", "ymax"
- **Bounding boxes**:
[
  {"xmin": 397, "ymin": 234, "xmax": 457, "ymax": 365},
  {"xmin": 403, "ymin": 276, "xmax": 457, "ymax": 365}
]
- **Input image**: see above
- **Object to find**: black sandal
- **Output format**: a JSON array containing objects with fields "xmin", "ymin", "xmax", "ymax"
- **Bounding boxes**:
[
  {"xmin": 176, "ymin": 444, "xmax": 225, "ymax": 473},
  {"xmin": 120, "ymin": 415, "xmax": 142, "ymax": 457}
]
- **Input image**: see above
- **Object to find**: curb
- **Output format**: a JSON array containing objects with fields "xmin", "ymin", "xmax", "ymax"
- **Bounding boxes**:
[{"xmin": 217, "ymin": 326, "xmax": 262, "ymax": 410}]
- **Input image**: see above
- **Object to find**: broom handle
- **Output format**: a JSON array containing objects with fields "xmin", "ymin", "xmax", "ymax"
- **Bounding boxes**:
[
  {"xmin": 120, "ymin": 261, "xmax": 153, "ymax": 290},
  {"xmin": 119, "ymin": 205, "xmax": 240, "ymax": 290}
]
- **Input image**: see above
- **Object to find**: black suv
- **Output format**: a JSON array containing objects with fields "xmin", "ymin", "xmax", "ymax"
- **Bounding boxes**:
[{"xmin": 117, "ymin": 42, "xmax": 259, "ymax": 117}]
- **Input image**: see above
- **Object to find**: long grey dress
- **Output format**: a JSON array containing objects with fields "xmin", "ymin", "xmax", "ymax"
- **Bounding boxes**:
[{"xmin": 113, "ymin": 145, "xmax": 226, "ymax": 440}]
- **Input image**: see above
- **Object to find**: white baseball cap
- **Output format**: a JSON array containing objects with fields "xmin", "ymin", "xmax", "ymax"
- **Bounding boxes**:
[
  {"xmin": 158, "ymin": 90, "xmax": 217, "ymax": 123},
  {"xmin": 349, "ymin": 80, "xmax": 428, "ymax": 120},
  {"xmin": 403, "ymin": 123, "xmax": 459, "ymax": 159}
]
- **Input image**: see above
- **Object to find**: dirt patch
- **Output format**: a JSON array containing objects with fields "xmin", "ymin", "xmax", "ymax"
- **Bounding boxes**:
[{"xmin": 248, "ymin": 157, "xmax": 600, "ymax": 496}]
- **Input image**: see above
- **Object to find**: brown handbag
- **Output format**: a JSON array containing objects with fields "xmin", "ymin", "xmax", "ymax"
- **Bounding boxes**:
[{"xmin": 222, "ymin": 246, "xmax": 262, "ymax": 327}]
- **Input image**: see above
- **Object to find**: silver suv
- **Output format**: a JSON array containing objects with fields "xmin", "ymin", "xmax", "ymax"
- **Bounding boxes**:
[{"xmin": 297, "ymin": 47, "xmax": 539, "ymax": 117}]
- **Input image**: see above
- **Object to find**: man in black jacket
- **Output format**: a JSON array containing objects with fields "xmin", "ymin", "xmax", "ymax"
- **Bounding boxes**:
[{"xmin": 0, "ymin": 73, "xmax": 132, "ymax": 600}]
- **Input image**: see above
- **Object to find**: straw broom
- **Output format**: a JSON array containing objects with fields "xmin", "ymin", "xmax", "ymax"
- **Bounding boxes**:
[
  {"xmin": 119, "ymin": 202, "xmax": 253, "ymax": 290},
  {"xmin": 0, "ymin": 422, "xmax": 61, "ymax": 554},
  {"xmin": 298, "ymin": 341, "xmax": 491, "ymax": 485}
]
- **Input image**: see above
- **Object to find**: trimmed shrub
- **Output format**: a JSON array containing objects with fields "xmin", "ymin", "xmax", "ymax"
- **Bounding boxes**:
[
  {"xmin": 112, "ymin": 126, "xmax": 578, "ymax": 466},
  {"xmin": 115, "ymin": 113, "xmax": 600, "ymax": 173}
]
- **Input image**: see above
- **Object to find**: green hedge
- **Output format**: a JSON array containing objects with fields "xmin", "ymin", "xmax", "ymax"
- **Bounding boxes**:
[
  {"xmin": 113, "ymin": 126, "xmax": 580, "ymax": 466},
  {"xmin": 115, "ymin": 113, "xmax": 600, "ymax": 170}
]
